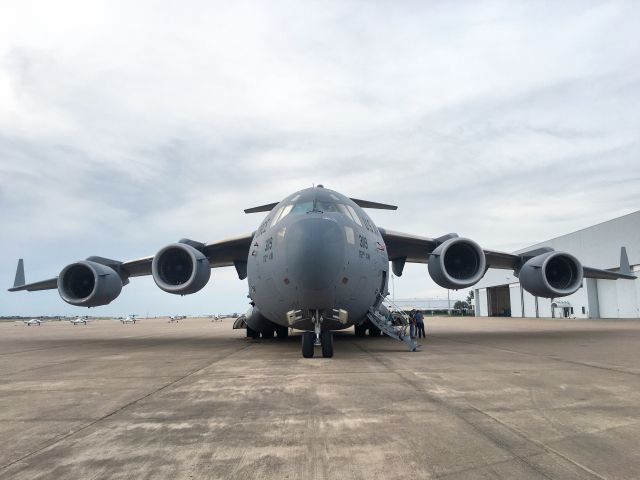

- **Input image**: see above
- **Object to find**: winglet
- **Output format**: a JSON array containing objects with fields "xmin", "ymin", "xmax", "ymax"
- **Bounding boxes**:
[
  {"xmin": 620, "ymin": 247, "xmax": 632, "ymax": 276},
  {"xmin": 13, "ymin": 259, "xmax": 25, "ymax": 288}
]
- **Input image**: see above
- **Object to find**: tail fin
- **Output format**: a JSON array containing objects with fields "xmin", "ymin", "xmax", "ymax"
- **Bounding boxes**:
[
  {"xmin": 13, "ymin": 259, "xmax": 25, "ymax": 288},
  {"xmin": 620, "ymin": 247, "xmax": 632, "ymax": 276}
]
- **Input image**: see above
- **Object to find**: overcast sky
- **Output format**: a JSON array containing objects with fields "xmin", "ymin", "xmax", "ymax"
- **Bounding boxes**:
[{"xmin": 1, "ymin": 1, "xmax": 639, "ymax": 317}]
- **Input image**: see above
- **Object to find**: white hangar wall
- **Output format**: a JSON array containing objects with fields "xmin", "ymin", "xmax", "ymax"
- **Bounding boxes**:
[{"xmin": 474, "ymin": 211, "xmax": 640, "ymax": 319}]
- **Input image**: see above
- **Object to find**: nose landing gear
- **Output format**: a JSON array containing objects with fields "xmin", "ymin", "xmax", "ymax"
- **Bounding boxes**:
[{"xmin": 301, "ymin": 310, "xmax": 334, "ymax": 358}]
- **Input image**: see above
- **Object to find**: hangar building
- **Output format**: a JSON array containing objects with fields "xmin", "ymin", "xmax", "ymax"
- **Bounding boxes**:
[{"xmin": 474, "ymin": 210, "xmax": 640, "ymax": 319}]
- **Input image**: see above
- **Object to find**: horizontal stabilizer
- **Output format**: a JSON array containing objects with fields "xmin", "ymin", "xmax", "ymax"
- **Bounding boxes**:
[
  {"xmin": 244, "ymin": 202, "xmax": 279, "ymax": 214},
  {"xmin": 350, "ymin": 198, "xmax": 398, "ymax": 210},
  {"xmin": 13, "ymin": 259, "xmax": 25, "ymax": 288}
]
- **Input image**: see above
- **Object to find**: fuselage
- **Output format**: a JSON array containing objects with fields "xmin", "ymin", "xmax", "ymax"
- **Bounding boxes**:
[{"xmin": 247, "ymin": 186, "xmax": 389, "ymax": 331}]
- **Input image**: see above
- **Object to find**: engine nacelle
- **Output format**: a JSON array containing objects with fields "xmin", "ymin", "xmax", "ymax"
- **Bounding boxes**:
[
  {"xmin": 428, "ymin": 238, "xmax": 487, "ymax": 289},
  {"xmin": 58, "ymin": 261, "xmax": 123, "ymax": 307},
  {"xmin": 519, "ymin": 251, "xmax": 583, "ymax": 298},
  {"xmin": 152, "ymin": 243, "xmax": 211, "ymax": 295}
]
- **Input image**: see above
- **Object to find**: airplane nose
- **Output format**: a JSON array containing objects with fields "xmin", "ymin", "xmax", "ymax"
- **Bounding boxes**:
[{"xmin": 286, "ymin": 216, "xmax": 345, "ymax": 291}]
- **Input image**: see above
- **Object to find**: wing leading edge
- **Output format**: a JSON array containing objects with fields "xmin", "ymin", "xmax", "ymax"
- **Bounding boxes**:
[
  {"xmin": 380, "ymin": 228, "xmax": 636, "ymax": 281},
  {"xmin": 8, "ymin": 232, "xmax": 254, "ymax": 292}
]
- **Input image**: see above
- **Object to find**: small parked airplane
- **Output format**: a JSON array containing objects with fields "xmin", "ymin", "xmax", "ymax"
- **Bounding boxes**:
[
  {"xmin": 120, "ymin": 314, "xmax": 137, "ymax": 324},
  {"xmin": 69, "ymin": 316, "xmax": 89, "ymax": 325},
  {"xmin": 21, "ymin": 318, "xmax": 43, "ymax": 326},
  {"xmin": 168, "ymin": 315, "xmax": 185, "ymax": 323}
]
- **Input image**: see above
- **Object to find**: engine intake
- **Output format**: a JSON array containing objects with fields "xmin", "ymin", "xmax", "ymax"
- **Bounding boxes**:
[
  {"xmin": 58, "ymin": 261, "xmax": 123, "ymax": 307},
  {"xmin": 519, "ymin": 251, "xmax": 583, "ymax": 298},
  {"xmin": 428, "ymin": 238, "xmax": 487, "ymax": 289},
  {"xmin": 152, "ymin": 243, "xmax": 211, "ymax": 295}
]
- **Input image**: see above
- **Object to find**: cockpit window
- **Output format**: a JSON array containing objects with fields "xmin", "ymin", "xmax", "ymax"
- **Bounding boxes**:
[
  {"xmin": 271, "ymin": 198, "xmax": 367, "ymax": 229},
  {"xmin": 316, "ymin": 201, "xmax": 339, "ymax": 213},
  {"xmin": 279, "ymin": 204, "xmax": 293, "ymax": 221},
  {"xmin": 346, "ymin": 205, "xmax": 363, "ymax": 226},
  {"xmin": 270, "ymin": 207, "xmax": 283, "ymax": 227},
  {"xmin": 291, "ymin": 201, "xmax": 314, "ymax": 214},
  {"xmin": 270, "ymin": 204, "xmax": 293, "ymax": 227}
]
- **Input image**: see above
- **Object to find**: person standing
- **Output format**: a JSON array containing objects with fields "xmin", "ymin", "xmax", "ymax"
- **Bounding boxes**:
[
  {"xmin": 409, "ymin": 310, "xmax": 417, "ymax": 339},
  {"xmin": 416, "ymin": 310, "xmax": 425, "ymax": 339}
]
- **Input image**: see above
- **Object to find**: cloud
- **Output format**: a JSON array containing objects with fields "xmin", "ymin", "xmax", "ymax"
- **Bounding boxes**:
[{"xmin": 1, "ymin": 1, "xmax": 639, "ymax": 315}]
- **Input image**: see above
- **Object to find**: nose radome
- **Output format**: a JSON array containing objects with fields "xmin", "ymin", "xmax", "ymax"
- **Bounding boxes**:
[{"xmin": 286, "ymin": 216, "xmax": 345, "ymax": 291}]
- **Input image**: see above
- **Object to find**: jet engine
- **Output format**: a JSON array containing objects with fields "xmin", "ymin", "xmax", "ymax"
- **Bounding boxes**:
[
  {"xmin": 58, "ymin": 261, "xmax": 123, "ymax": 307},
  {"xmin": 519, "ymin": 251, "xmax": 583, "ymax": 298},
  {"xmin": 152, "ymin": 243, "xmax": 211, "ymax": 295},
  {"xmin": 428, "ymin": 238, "xmax": 487, "ymax": 289}
]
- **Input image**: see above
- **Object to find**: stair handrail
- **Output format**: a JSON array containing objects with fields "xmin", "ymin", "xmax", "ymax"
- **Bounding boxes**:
[{"xmin": 381, "ymin": 296, "xmax": 412, "ymax": 325}]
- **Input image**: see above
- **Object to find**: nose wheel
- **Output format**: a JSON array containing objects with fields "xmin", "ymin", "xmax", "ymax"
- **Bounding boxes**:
[
  {"xmin": 320, "ymin": 331, "xmax": 333, "ymax": 358},
  {"xmin": 301, "ymin": 311, "xmax": 334, "ymax": 358},
  {"xmin": 301, "ymin": 331, "xmax": 334, "ymax": 358},
  {"xmin": 302, "ymin": 332, "xmax": 315, "ymax": 358}
]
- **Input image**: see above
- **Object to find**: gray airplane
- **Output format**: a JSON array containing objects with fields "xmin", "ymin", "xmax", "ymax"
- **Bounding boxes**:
[{"xmin": 8, "ymin": 186, "xmax": 636, "ymax": 358}]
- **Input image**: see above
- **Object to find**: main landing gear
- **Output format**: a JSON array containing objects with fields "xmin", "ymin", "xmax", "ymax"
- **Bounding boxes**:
[{"xmin": 301, "ymin": 311, "xmax": 333, "ymax": 358}]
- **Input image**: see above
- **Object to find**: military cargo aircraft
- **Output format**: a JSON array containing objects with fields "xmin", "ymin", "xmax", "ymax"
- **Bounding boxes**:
[{"xmin": 9, "ymin": 186, "xmax": 635, "ymax": 358}]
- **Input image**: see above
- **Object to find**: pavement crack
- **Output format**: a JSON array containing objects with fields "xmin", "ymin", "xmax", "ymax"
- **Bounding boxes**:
[
  {"xmin": 431, "ymin": 334, "xmax": 640, "ymax": 377},
  {"xmin": 0, "ymin": 343, "xmax": 252, "ymax": 473},
  {"xmin": 351, "ymin": 341, "xmax": 606, "ymax": 480}
]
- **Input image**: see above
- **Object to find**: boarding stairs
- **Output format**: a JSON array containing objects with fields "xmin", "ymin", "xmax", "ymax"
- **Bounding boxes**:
[{"xmin": 366, "ymin": 296, "xmax": 418, "ymax": 352}]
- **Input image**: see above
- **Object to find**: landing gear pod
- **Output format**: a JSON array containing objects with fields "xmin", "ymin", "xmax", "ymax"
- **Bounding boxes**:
[
  {"xmin": 519, "ymin": 251, "xmax": 583, "ymax": 298},
  {"xmin": 428, "ymin": 238, "xmax": 487, "ymax": 289},
  {"xmin": 58, "ymin": 261, "xmax": 122, "ymax": 307},
  {"xmin": 152, "ymin": 243, "xmax": 211, "ymax": 295}
]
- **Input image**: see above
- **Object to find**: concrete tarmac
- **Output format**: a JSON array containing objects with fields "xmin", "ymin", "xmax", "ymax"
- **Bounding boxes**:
[{"xmin": 1, "ymin": 316, "xmax": 639, "ymax": 479}]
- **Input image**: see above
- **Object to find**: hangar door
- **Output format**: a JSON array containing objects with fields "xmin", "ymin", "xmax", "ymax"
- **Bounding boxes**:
[{"xmin": 487, "ymin": 285, "xmax": 511, "ymax": 317}]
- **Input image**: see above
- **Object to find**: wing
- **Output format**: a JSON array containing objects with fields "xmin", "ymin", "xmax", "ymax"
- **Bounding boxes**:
[
  {"xmin": 380, "ymin": 228, "xmax": 635, "ymax": 280},
  {"xmin": 8, "ymin": 233, "xmax": 254, "ymax": 292},
  {"xmin": 379, "ymin": 228, "xmax": 520, "ymax": 273},
  {"xmin": 378, "ymin": 229, "xmax": 438, "ymax": 264},
  {"xmin": 202, "ymin": 234, "xmax": 255, "ymax": 268}
]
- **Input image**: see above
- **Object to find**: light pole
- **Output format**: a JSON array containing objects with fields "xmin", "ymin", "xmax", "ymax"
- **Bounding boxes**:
[{"xmin": 447, "ymin": 289, "xmax": 451, "ymax": 316}]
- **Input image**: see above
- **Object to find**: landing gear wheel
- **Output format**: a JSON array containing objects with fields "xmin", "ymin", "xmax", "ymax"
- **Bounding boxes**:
[
  {"xmin": 276, "ymin": 326, "xmax": 289, "ymax": 339},
  {"xmin": 320, "ymin": 331, "xmax": 334, "ymax": 358},
  {"xmin": 261, "ymin": 328, "xmax": 274, "ymax": 339},
  {"xmin": 247, "ymin": 327, "xmax": 260, "ymax": 339},
  {"xmin": 354, "ymin": 324, "xmax": 366, "ymax": 337},
  {"xmin": 302, "ymin": 332, "xmax": 315, "ymax": 358},
  {"xmin": 368, "ymin": 325, "xmax": 381, "ymax": 337}
]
